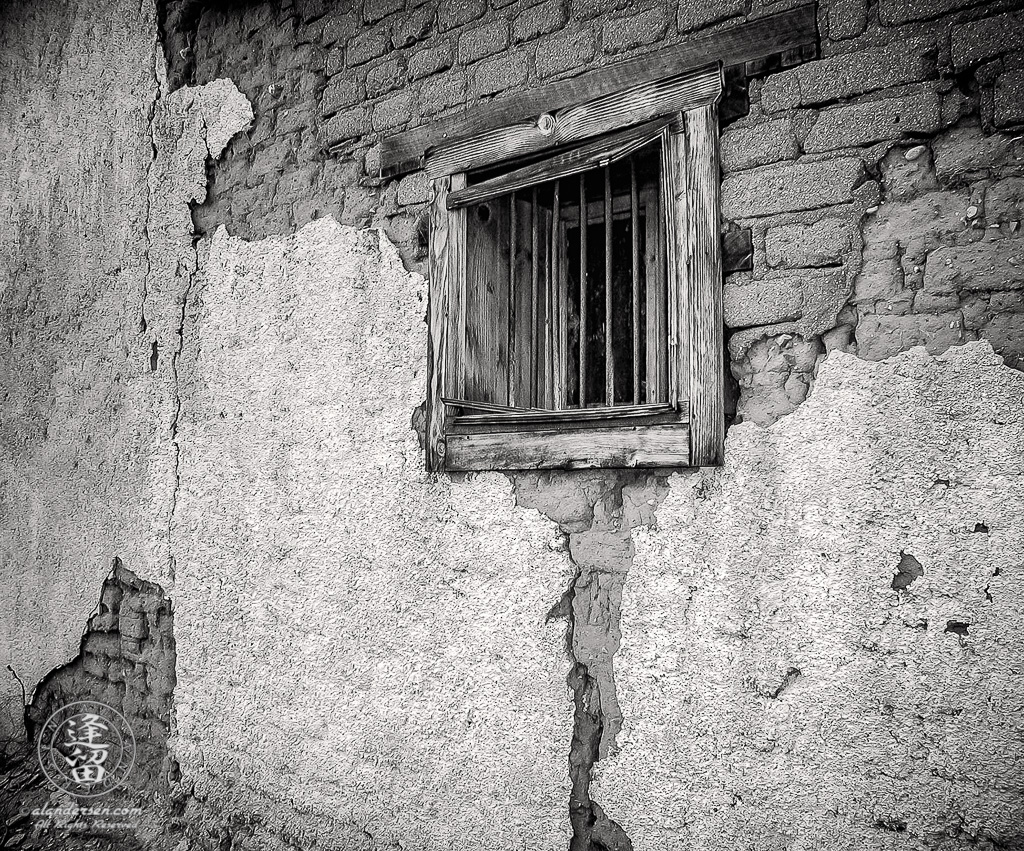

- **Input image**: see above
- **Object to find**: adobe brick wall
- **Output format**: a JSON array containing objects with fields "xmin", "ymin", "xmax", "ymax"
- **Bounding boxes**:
[{"xmin": 171, "ymin": 0, "xmax": 1024, "ymax": 428}]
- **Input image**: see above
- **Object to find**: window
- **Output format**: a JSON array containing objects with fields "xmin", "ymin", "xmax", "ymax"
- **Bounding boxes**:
[{"xmin": 424, "ymin": 65, "xmax": 727, "ymax": 472}]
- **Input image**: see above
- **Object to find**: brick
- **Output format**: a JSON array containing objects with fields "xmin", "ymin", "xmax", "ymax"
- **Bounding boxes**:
[
  {"xmin": 372, "ymin": 90, "xmax": 416, "ymax": 130},
  {"xmin": 324, "ymin": 105, "xmax": 371, "ymax": 143},
  {"xmin": 760, "ymin": 38, "xmax": 933, "ymax": 111},
  {"xmin": 397, "ymin": 171, "xmax": 430, "ymax": 205},
  {"xmin": 720, "ymin": 117, "xmax": 798, "ymax": 173},
  {"xmin": 364, "ymin": 57, "xmax": 406, "ymax": 98},
  {"xmin": 677, "ymin": 0, "xmax": 744, "ymax": 34},
  {"xmin": 574, "ymin": 0, "xmax": 632, "ymax": 19},
  {"xmin": 536, "ymin": 28, "xmax": 595, "ymax": 77},
  {"xmin": 602, "ymin": 6, "xmax": 669, "ymax": 54},
  {"xmin": 857, "ymin": 312, "xmax": 966, "ymax": 360},
  {"xmin": 326, "ymin": 47, "xmax": 346, "ymax": 77},
  {"xmin": 458, "ymin": 19, "xmax": 509, "ymax": 63},
  {"xmin": 724, "ymin": 275, "xmax": 803, "ymax": 328},
  {"xmin": 721, "ymin": 157, "xmax": 864, "ymax": 219},
  {"xmin": 408, "ymin": 43, "xmax": 452, "ymax": 79},
  {"xmin": 986, "ymin": 177, "xmax": 1024, "ymax": 224},
  {"xmin": 724, "ymin": 268, "xmax": 848, "ymax": 331},
  {"xmin": 437, "ymin": 0, "xmax": 486, "ymax": 31},
  {"xmin": 513, "ymin": 0, "xmax": 568, "ymax": 43},
  {"xmin": 951, "ymin": 10, "xmax": 1024, "ymax": 69},
  {"xmin": 473, "ymin": 52, "xmax": 529, "ymax": 97},
  {"xmin": 995, "ymin": 68, "xmax": 1024, "ymax": 129},
  {"xmin": 364, "ymin": 0, "xmax": 405, "ymax": 24},
  {"xmin": 879, "ymin": 0, "xmax": 985, "ymax": 26},
  {"xmin": 827, "ymin": 0, "xmax": 866, "ymax": 39},
  {"xmin": 803, "ymin": 90, "xmax": 942, "ymax": 153},
  {"xmin": 393, "ymin": 3, "xmax": 436, "ymax": 48},
  {"xmin": 982, "ymin": 311, "xmax": 1024, "ymax": 368},
  {"xmin": 321, "ymin": 77, "xmax": 360, "ymax": 117},
  {"xmin": 766, "ymin": 218, "xmax": 852, "ymax": 268},
  {"xmin": 322, "ymin": 12, "xmax": 359, "ymax": 46},
  {"xmin": 924, "ymin": 238, "xmax": 1024, "ymax": 294},
  {"xmin": 419, "ymin": 69, "xmax": 466, "ymax": 115},
  {"xmin": 347, "ymin": 22, "xmax": 391, "ymax": 66}
]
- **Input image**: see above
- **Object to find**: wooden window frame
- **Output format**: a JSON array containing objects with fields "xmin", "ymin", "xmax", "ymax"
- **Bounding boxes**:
[{"xmin": 425, "ymin": 92, "xmax": 724, "ymax": 472}]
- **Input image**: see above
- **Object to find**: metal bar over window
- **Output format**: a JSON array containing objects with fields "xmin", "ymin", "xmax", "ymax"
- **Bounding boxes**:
[
  {"xmin": 630, "ymin": 157, "xmax": 640, "ymax": 405},
  {"xmin": 578, "ymin": 174, "xmax": 587, "ymax": 409},
  {"xmin": 604, "ymin": 165, "xmax": 614, "ymax": 406}
]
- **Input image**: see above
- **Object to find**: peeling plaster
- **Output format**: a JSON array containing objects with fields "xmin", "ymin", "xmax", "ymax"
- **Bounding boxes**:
[{"xmin": 595, "ymin": 341, "xmax": 1024, "ymax": 849}]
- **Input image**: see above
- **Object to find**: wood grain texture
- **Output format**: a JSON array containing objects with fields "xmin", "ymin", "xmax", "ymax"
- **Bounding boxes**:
[
  {"xmin": 450, "ymin": 402, "xmax": 681, "ymax": 428},
  {"xmin": 376, "ymin": 4, "xmax": 818, "ymax": 174},
  {"xmin": 684, "ymin": 104, "xmax": 725, "ymax": 466},
  {"xmin": 604, "ymin": 165, "xmax": 614, "ymax": 406},
  {"xmin": 578, "ymin": 174, "xmax": 588, "ymax": 409},
  {"xmin": 645, "ymin": 175, "xmax": 665, "ymax": 403},
  {"xmin": 426, "ymin": 177, "xmax": 452, "ymax": 472},
  {"xmin": 663, "ymin": 122, "xmax": 687, "ymax": 410},
  {"xmin": 445, "ymin": 423, "xmax": 692, "ymax": 470},
  {"xmin": 464, "ymin": 196, "xmax": 509, "ymax": 404},
  {"xmin": 425, "ymin": 68, "xmax": 720, "ymax": 180},
  {"xmin": 446, "ymin": 118, "xmax": 671, "ymax": 209}
]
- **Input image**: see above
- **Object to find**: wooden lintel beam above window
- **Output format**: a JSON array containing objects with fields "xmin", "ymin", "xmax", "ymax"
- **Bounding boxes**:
[{"xmin": 375, "ymin": 3, "xmax": 819, "ymax": 178}]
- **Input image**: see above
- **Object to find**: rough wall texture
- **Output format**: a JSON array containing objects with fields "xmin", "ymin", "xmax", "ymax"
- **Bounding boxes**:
[
  {"xmin": 3, "ymin": 0, "xmax": 1024, "ymax": 849},
  {"xmin": 170, "ymin": 219, "xmax": 573, "ymax": 850},
  {"xmin": 0, "ymin": 0, "xmax": 161, "ymax": 740},
  {"xmin": 596, "ymin": 342, "xmax": 1024, "ymax": 849},
  {"xmin": 165, "ymin": 0, "xmax": 1024, "ymax": 428}
]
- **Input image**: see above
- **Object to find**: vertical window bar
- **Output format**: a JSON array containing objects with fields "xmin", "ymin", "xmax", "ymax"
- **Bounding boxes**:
[
  {"xmin": 552, "ymin": 179, "xmax": 562, "ymax": 409},
  {"xmin": 508, "ymin": 192, "xmax": 517, "ymax": 407},
  {"xmin": 578, "ymin": 174, "xmax": 587, "ymax": 409},
  {"xmin": 630, "ymin": 157, "xmax": 640, "ymax": 405},
  {"xmin": 604, "ymin": 165, "xmax": 614, "ymax": 406},
  {"xmin": 530, "ymin": 187, "xmax": 539, "ymax": 408}
]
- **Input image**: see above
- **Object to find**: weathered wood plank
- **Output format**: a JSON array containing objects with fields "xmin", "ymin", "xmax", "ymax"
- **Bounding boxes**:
[
  {"xmin": 376, "ymin": 4, "xmax": 818, "ymax": 174},
  {"xmin": 464, "ymin": 196, "xmax": 509, "ymax": 404},
  {"xmin": 451, "ymin": 401, "xmax": 678, "ymax": 427},
  {"xmin": 426, "ymin": 175, "xmax": 464, "ymax": 472},
  {"xmin": 507, "ymin": 194, "xmax": 517, "ymax": 406},
  {"xmin": 630, "ymin": 158, "xmax": 640, "ymax": 405},
  {"xmin": 426, "ymin": 68, "xmax": 720, "ymax": 180},
  {"xmin": 512, "ymin": 196, "xmax": 534, "ymax": 408},
  {"xmin": 645, "ymin": 173, "xmax": 664, "ymax": 404},
  {"xmin": 447, "ymin": 118, "xmax": 671, "ymax": 209},
  {"xmin": 445, "ymin": 423, "xmax": 692, "ymax": 470},
  {"xmin": 685, "ymin": 104, "xmax": 725, "ymax": 466},
  {"xmin": 662, "ymin": 122, "xmax": 687, "ymax": 409},
  {"xmin": 530, "ymin": 187, "xmax": 539, "ymax": 406}
]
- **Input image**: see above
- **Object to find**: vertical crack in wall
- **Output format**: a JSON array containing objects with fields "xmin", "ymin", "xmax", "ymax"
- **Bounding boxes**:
[{"xmin": 515, "ymin": 471, "xmax": 671, "ymax": 850}]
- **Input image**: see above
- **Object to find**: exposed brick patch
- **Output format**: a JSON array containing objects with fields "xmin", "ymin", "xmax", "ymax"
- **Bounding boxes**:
[
  {"xmin": 677, "ymin": 0, "xmax": 744, "ymax": 34},
  {"xmin": 512, "ymin": 0, "xmax": 568, "ymax": 43},
  {"xmin": 364, "ymin": 0, "xmax": 406, "ymax": 24},
  {"xmin": 364, "ymin": 55, "xmax": 407, "ymax": 98},
  {"xmin": 437, "ymin": 0, "xmax": 486, "ymax": 32},
  {"xmin": 722, "ymin": 157, "xmax": 864, "ymax": 219},
  {"xmin": 407, "ymin": 42, "xmax": 452, "ymax": 79},
  {"xmin": 802, "ymin": 89, "xmax": 943, "ymax": 152},
  {"xmin": 925, "ymin": 238, "xmax": 1024, "ymax": 294},
  {"xmin": 766, "ymin": 218, "xmax": 852, "ymax": 268},
  {"xmin": 602, "ymin": 6, "xmax": 669, "ymax": 54},
  {"xmin": 536, "ymin": 27, "xmax": 595, "ymax": 77},
  {"xmin": 371, "ymin": 89, "xmax": 415, "ymax": 130},
  {"xmin": 951, "ymin": 9, "xmax": 1024, "ymax": 69},
  {"xmin": 392, "ymin": 2, "xmax": 436, "ymax": 48},
  {"xmin": 760, "ymin": 38, "xmax": 934, "ymax": 110},
  {"xmin": 720, "ymin": 116, "xmax": 798, "ymax": 172},
  {"xmin": 827, "ymin": 0, "xmax": 867, "ymax": 39},
  {"xmin": 347, "ymin": 21, "xmax": 392, "ymax": 66},
  {"xmin": 27, "ymin": 559, "xmax": 176, "ymax": 795},
  {"xmin": 995, "ymin": 67, "xmax": 1024, "ymax": 128},
  {"xmin": 472, "ymin": 50, "xmax": 529, "ymax": 97},
  {"xmin": 419, "ymin": 68, "xmax": 467, "ymax": 115},
  {"xmin": 321, "ymin": 77, "xmax": 360, "ymax": 117},
  {"xmin": 458, "ymin": 18, "xmax": 509, "ymax": 63},
  {"xmin": 878, "ymin": 0, "xmax": 989, "ymax": 26}
]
